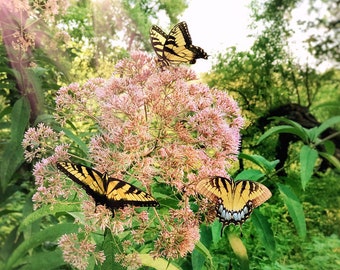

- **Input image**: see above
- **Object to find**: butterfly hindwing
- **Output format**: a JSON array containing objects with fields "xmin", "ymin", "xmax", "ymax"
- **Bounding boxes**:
[
  {"xmin": 150, "ymin": 21, "xmax": 208, "ymax": 65},
  {"xmin": 196, "ymin": 177, "xmax": 271, "ymax": 230},
  {"xmin": 56, "ymin": 162, "xmax": 159, "ymax": 215}
]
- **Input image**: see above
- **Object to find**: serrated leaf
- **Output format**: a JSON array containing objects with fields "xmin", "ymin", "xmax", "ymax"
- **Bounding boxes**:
[
  {"xmin": 278, "ymin": 184, "xmax": 306, "ymax": 239},
  {"xmin": 300, "ymin": 145, "xmax": 318, "ymax": 190}
]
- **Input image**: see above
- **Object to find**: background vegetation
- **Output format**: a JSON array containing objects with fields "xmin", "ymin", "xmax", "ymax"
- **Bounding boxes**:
[{"xmin": 1, "ymin": 0, "xmax": 339, "ymax": 269}]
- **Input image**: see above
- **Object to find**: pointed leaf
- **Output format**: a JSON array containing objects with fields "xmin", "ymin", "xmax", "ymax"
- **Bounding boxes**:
[
  {"xmin": 235, "ymin": 169, "xmax": 264, "ymax": 181},
  {"xmin": 10, "ymin": 97, "xmax": 30, "ymax": 143},
  {"xmin": 278, "ymin": 184, "xmax": 306, "ymax": 238},
  {"xmin": 300, "ymin": 145, "xmax": 318, "ymax": 190},
  {"xmin": 193, "ymin": 240, "xmax": 214, "ymax": 270},
  {"xmin": 101, "ymin": 230, "xmax": 124, "ymax": 270},
  {"xmin": 251, "ymin": 210, "xmax": 276, "ymax": 261},
  {"xmin": 238, "ymin": 153, "xmax": 279, "ymax": 173},
  {"xmin": 18, "ymin": 203, "xmax": 81, "ymax": 233},
  {"xmin": 315, "ymin": 116, "xmax": 340, "ymax": 138}
]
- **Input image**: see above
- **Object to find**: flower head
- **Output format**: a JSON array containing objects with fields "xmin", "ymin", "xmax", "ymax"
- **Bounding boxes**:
[{"xmin": 23, "ymin": 51, "xmax": 243, "ymax": 267}]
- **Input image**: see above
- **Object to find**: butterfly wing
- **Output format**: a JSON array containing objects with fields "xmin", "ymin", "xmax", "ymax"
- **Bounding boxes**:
[
  {"xmin": 197, "ymin": 177, "xmax": 271, "ymax": 228},
  {"xmin": 150, "ymin": 25, "xmax": 168, "ymax": 62},
  {"xmin": 57, "ymin": 162, "xmax": 107, "ymax": 199},
  {"xmin": 57, "ymin": 162, "xmax": 159, "ymax": 215},
  {"xmin": 150, "ymin": 21, "xmax": 208, "ymax": 65},
  {"xmin": 164, "ymin": 21, "xmax": 208, "ymax": 64},
  {"xmin": 104, "ymin": 176, "xmax": 160, "ymax": 209}
]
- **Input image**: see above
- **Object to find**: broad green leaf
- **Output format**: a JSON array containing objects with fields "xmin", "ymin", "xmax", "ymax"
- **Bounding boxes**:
[
  {"xmin": 21, "ymin": 249, "xmax": 65, "ymax": 270},
  {"xmin": 18, "ymin": 203, "xmax": 81, "ymax": 233},
  {"xmin": 278, "ymin": 184, "xmax": 306, "ymax": 239},
  {"xmin": 53, "ymin": 125, "xmax": 89, "ymax": 156},
  {"xmin": 101, "ymin": 230, "xmax": 124, "ymax": 270},
  {"xmin": 314, "ymin": 116, "xmax": 340, "ymax": 138},
  {"xmin": 211, "ymin": 220, "xmax": 222, "ymax": 244},
  {"xmin": 193, "ymin": 240, "xmax": 214, "ymax": 270},
  {"xmin": 6, "ymin": 223, "xmax": 79, "ymax": 270},
  {"xmin": 235, "ymin": 169, "xmax": 264, "ymax": 181},
  {"xmin": 0, "ymin": 142, "xmax": 25, "ymax": 191},
  {"xmin": 252, "ymin": 210, "xmax": 276, "ymax": 261},
  {"xmin": 239, "ymin": 153, "xmax": 279, "ymax": 173},
  {"xmin": 227, "ymin": 232, "xmax": 249, "ymax": 270},
  {"xmin": 300, "ymin": 145, "xmax": 318, "ymax": 190},
  {"xmin": 139, "ymin": 254, "xmax": 180, "ymax": 270},
  {"xmin": 319, "ymin": 152, "xmax": 340, "ymax": 170},
  {"xmin": 258, "ymin": 123, "xmax": 309, "ymax": 144},
  {"xmin": 10, "ymin": 97, "xmax": 30, "ymax": 143},
  {"xmin": 0, "ymin": 105, "xmax": 11, "ymax": 121},
  {"xmin": 323, "ymin": 140, "xmax": 336, "ymax": 155}
]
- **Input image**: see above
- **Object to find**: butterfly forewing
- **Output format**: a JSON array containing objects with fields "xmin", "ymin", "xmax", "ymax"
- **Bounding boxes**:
[
  {"xmin": 57, "ymin": 162, "xmax": 106, "ymax": 194},
  {"xmin": 150, "ymin": 25, "xmax": 168, "ymax": 61}
]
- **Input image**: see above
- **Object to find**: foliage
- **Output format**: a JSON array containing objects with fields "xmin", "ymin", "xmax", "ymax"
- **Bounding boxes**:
[
  {"xmin": 1, "ymin": 0, "xmax": 339, "ymax": 269},
  {"xmin": 2, "ymin": 53, "xmax": 243, "ymax": 269}
]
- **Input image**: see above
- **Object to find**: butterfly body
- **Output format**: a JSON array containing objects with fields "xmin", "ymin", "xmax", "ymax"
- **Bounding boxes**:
[
  {"xmin": 150, "ymin": 21, "xmax": 208, "ymax": 66},
  {"xmin": 197, "ymin": 177, "xmax": 271, "ymax": 233},
  {"xmin": 57, "ymin": 162, "xmax": 159, "ymax": 216}
]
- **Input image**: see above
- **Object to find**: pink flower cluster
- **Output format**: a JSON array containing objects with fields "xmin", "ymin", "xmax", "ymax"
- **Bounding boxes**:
[{"xmin": 23, "ymin": 51, "xmax": 244, "ymax": 266}]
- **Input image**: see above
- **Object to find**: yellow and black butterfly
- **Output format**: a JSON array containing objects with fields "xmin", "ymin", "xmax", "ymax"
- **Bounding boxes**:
[
  {"xmin": 150, "ymin": 21, "xmax": 208, "ymax": 66},
  {"xmin": 57, "ymin": 162, "xmax": 159, "ymax": 216},
  {"xmin": 196, "ymin": 176, "xmax": 271, "ymax": 235}
]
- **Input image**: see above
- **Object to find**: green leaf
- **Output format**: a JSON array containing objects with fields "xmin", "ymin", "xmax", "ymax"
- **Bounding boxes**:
[
  {"xmin": 10, "ymin": 97, "xmax": 30, "ymax": 143},
  {"xmin": 21, "ymin": 249, "xmax": 65, "ymax": 270},
  {"xmin": 258, "ymin": 123, "xmax": 309, "ymax": 144},
  {"xmin": 18, "ymin": 203, "xmax": 81, "ymax": 233},
  {"xmin": 211, "ymin": 220, "xmax": 222, "ymax": 245},
  {"xmin": 53, "ymin": 125, "xmax": 89, "ymax": 156},
  {"xmin": 323, "ymin": 140, "xmax": 336, "ymax": 155},
  {"xmin": 239, "ymin": 153, "xmax": 279, "ymax": 174},
  {"xmin": 101, "ymin": 230, "xmax": 124, "ymax": 270},
  {"xmin": 193, "ymin": 240, "xmax": 214, "ymax": 270},
  {"xmin": 319, "ymin": 152, "xmax": 340, "ymax": 170},
  {"xmin": 300, "ymin": 145, "xmax": 318, "ymax": 190},
  {"xmin": 314, "ymin": 115, "xmax": 340, "ymax": 138},
  {"xmin": 227, "ymin": 232, "xmax": 249, "ymax": 270},
  {"xmin": 278, "ymin": 183, "xmax": 306, "ymax": 239},
  {"xmin": 5, "ymin": 223, "xmax": 79, "ymax": 270},
  {"xmin": 0, "ymin": 142, "xmax": 25, "ymax": 191},
  {"xmin": 139, "ymin": 254, "xmax": 180, "ymax": 270},
  {"xmin": 251, "ymin": 210, "xmax": 276, "ymax": 261},
  {"xmin": 235, "ymin": 169, "xmax": 264, "ymax": 181}
]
